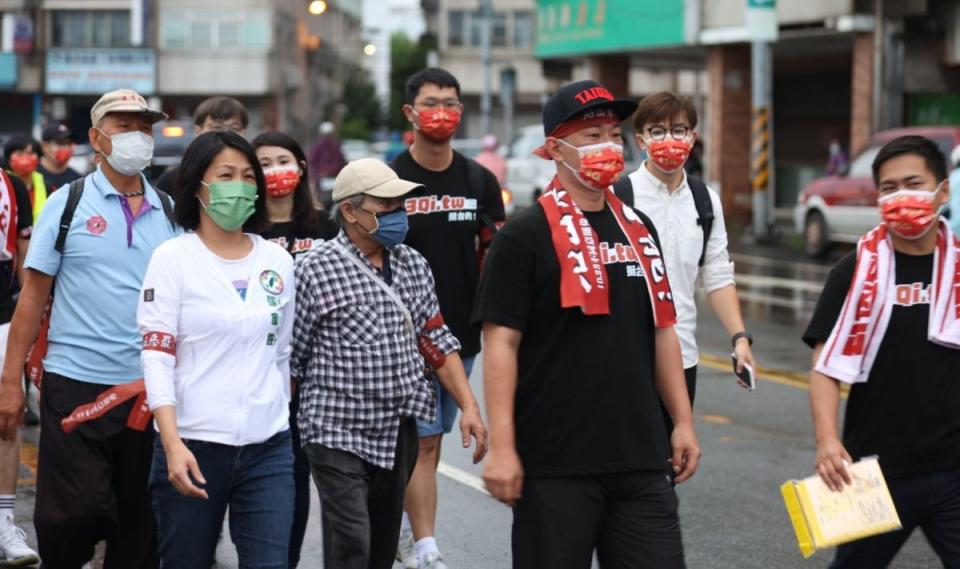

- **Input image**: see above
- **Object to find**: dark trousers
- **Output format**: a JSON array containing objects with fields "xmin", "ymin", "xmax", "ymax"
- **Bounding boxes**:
[
  {"xmin": 662, "ymin": 366, "xmax": 698, "ymax": 437},
  {"xmin": 304, "ymin": 419, "xmax": 419, "ymax": 569},
  {"xmin": 149, "ymin": 430, "xmax": 294, "ymax": 569},
  {"xmin": 34, "ymin": 372, "xmax": 159, "ymax": 569},
  {"xmin": 289, "ymin": 390, "xmax": 311, "ymax": 568},
  {"xmin": 830, "ymin": 467, "xmax": 960, "ymax": 568},
  {"xmin": 512, "ymin": 470, "xmax": 686, "ymax": 569}
]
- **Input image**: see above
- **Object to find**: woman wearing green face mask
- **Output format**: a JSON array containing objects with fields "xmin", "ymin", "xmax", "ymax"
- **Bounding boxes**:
[{"xmin": 137, "ymin": 131, "xmax": 297, "ymax": 567}]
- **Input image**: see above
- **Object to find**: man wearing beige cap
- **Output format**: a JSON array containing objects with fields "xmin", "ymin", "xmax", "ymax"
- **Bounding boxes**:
[
  {"xmin": 292, "ymin": 158, "xmax": 486, "ymax": 569},
  {"xmin": 0, "ymin": 89, "xmax": 176, "ymax": 568}
]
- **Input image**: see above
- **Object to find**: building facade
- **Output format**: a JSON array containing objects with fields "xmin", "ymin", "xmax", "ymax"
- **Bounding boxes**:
[
  {"xmin": 0, "ymin": 0, "xmax": 364, "ymax": 148},
  {"xmin": 534, "ymin": 0, "xmax": 960, "ymax": 226}
]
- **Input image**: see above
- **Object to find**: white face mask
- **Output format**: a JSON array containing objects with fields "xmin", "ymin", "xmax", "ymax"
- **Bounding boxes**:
[{"xmin": 97, "ymin": 129, "xmax": 154, "ymax": 176}]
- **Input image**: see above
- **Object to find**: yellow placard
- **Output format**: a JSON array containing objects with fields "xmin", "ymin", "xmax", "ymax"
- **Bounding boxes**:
[{"xmin": 780, "ymin": 457, "xmax": 901, "ymax": 557}]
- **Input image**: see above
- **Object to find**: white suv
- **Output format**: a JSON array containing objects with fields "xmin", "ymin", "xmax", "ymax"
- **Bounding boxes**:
[{"xmin": 505, "ymin": 124, "xmax": 643, "ymax": 208}]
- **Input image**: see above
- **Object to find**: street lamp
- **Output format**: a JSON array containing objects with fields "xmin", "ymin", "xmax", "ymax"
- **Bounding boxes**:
[
  {"xmin": 308, "ymin": 0, "xmax": 327, "ymax": 15},
  {"xmin": 363, "ymin": 43, "xmax": 376, "ymax": 56}
]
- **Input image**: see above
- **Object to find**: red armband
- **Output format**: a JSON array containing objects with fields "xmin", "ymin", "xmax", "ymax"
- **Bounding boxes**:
[{"xmin": 143, "ymin": 332, "xmax": 177, "ymax": 355}]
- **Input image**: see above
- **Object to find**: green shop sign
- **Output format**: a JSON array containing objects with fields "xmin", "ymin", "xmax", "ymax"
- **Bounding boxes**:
[{"xmin": 535, "ymin": 0, "xmax": 685, "ymax": 58}]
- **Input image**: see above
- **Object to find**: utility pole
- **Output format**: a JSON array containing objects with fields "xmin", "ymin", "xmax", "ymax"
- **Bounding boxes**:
[
  {"xmin": 479, "ymin": 0, "xmax": 493, "ymax": 136},
  {"xmin": 747, "ymin": 0, "xmax": 777, "ymax": 240},
  {"xmin": 500, "ymin": 66, "xmax": 516, "ymax": 143}
]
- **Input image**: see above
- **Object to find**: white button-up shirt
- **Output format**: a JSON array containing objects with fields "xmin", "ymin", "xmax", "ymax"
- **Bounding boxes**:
[{"xmin": 628, "ymin": 163, "xmax": 735, "ymax": 368}]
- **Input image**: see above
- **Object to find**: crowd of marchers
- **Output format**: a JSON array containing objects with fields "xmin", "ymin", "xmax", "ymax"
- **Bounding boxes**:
[{"xmin": 0, "ymin": 65, "xmax": 958, "ymax": 569}]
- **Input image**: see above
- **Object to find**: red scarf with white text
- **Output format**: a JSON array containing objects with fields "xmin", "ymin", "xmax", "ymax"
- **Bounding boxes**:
[
  {"xmin": 816, "ymin": 220, "xmax": 960, "ymax": 383},
  {"xmin": 538, "ymin": 177, "xmax": 676, "ymax": 326}
]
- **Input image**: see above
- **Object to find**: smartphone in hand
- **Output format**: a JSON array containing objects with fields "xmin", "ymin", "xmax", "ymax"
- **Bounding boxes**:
[{"xmin": 731, "ymin": 354, "xmax": 756, "ymax": 392}]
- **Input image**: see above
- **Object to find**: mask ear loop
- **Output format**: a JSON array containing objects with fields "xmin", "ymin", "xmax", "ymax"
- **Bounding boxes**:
[
  {"xmin": 355, "ymin": 204, "xmax": 380, "ymax": 235},
  {"xmin": 93, "ymin": 128, "xmax": 112, "ymax": 159}
]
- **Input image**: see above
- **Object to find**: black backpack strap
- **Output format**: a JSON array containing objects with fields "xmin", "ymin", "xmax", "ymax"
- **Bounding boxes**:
[
  {"xmin": 153, "ymin": 188, "xmax": 176, "ymax": 229},
  {"xmin": 463, "ymin": 154, "xmax": 500, "ymax": 235},
  {"xmin": 54, "ymin": 177, "xmax": 88, "ymax": 254},
  {"xmin": 612, "ymin": 176, "xmax": 634, "ymax": 207},
  {"xmin": 687, "ymin": 175, "xmax": 714, "ymax": 267}
]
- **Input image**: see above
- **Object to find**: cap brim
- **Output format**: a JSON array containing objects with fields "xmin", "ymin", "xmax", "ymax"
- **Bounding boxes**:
[
  {"xmin": 106, "ymin": 106, "xmax": 168, "ymax": 124},
  {"xmin": 365, "ymin": 178, "xmax": 423, "ymax": 199}
]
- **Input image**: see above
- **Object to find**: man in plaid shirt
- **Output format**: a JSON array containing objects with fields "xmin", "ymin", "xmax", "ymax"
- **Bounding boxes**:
[{"xmin": 292, "ymin": 158, "xmax": 487, "ymax": 569}]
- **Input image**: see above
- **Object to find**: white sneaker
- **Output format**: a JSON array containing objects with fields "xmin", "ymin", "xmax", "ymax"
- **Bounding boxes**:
[
  {"xmin": 395, "ymin": 526, "xmax": 417, "ymax": 569},
  {"xmin": 419, "ymin": 551, "xmax": 448, "ymax": 569},
  {"xmin": 0, "ymin": 519, "xmax": 39, "ymax": 566}
]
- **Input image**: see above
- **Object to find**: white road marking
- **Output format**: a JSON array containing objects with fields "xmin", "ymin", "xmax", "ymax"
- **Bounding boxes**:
[
  {"xmin": 734, "ymin": 273, "xmax": 824, "ymax": 293},
  {"xmin": 730, "ymin": 252, "xmax": 831, "ymax": 274},
  {"xmin": 438, "ymin": 461, "xmax": 490, "ymax": 496},
  {"xmin": 735, "ymin": 290, "xmax": 818, "ymax": 310}
]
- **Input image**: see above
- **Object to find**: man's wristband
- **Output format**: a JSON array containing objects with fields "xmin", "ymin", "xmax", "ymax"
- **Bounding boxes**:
[{"xmin": 731, "ymin": 331, "xmax": 753, "ymax": 347}]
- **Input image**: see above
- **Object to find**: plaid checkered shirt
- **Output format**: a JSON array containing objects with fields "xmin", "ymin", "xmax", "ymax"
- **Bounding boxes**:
[{"xmin": 292, "ymin": 232, "xmax": 461, "ymax": 469}]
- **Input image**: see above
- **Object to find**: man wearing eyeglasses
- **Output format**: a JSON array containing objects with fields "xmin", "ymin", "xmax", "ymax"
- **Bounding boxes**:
[
  {"xmin": 390, "ymin": 67, "xmax": 505, "ymax": 569},
  {"xmin": 619, "ymin": 92, "xmax": 756, "ymax": 414}
]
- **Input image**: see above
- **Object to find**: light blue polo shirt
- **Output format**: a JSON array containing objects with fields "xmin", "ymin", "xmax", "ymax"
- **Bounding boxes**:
[{"xmin": 25, "ymin": 166, "xmax": 180, "ymax": 385}]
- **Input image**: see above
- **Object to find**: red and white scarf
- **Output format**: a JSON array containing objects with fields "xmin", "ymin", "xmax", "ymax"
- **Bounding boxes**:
[
  {"xmin": 0, "ymin": 171, "xmax": 17, "ymax": 263},
  {"xmin": 538, "ymin": 177, "xmax": 676, "ymax": 327},
  {"xmin": 816, "ymin": 220, "xmax": 960, "ymax": 384}
]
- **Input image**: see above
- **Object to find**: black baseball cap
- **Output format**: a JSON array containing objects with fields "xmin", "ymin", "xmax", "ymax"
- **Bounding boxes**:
[
  {"xmin": 41, "ymin": 124, "xmax": 73, "ymax": 143},
  {"xmin": 541, "ymin": 80, "xmax": 637, "ymax": 137}
]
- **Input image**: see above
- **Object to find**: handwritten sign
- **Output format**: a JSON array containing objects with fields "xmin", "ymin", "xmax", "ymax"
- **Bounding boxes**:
[{"xmin": 781, "ymin": 457, "xmax": 901, "ymax": 558}]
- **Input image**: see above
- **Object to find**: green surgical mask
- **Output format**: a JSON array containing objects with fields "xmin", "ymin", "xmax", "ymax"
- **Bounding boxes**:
[{"xmin": 199, "ymin": 180, "xmax": 257, "ymax": 231}]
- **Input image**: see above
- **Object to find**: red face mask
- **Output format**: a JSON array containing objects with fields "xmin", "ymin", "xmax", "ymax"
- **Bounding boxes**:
[
  {"xmin": 879, "ymin": 186, "xmax": 942, "ymax": 239},
  {"xmin": 559, "ymin": 140, "xmax": 625, "ymax": 191},
  {"xmin": 263, "ymin": 165, "xmax": 301, "ymax": 198},
  {"xmin": 414, "ymin": 108, "xmax": 461, "ymax": 143},
  {"xmin": 9, "ymin": 154, "xmax": 38, "ymax": 177},
  {"xmin": 645, "ymin": 138, "xmax": 693, "ymax": 173},
  {"xmin": 54, "ymin": 146, "xmax": 74, "ymax": 164}
]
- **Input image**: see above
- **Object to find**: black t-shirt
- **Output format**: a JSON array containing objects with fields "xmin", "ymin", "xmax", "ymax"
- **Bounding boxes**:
[
  {"xmin": 260, "ymin": 213, "xmax": 337, "ymax": 259},
  {"xmin": 36, "ymin": 163, "xmax": 81, "ymax": 192},
  {"xmin": 472, "ymin": 203, "xmax": 671, "ymax": 477},
  {"xmin": 803, "ymin": 250, "xmax": 960, "ymax": 478},
  {"xmin": 392, "ymin": 150, "xmax": 505, "ymax": 358},
  {"xmin": 154, "ymin": 165, "xmax": 178, "ymax": 194},
  {"xmin": 0, "ymin": 175, "xmax": 34, "ymax": 323}
]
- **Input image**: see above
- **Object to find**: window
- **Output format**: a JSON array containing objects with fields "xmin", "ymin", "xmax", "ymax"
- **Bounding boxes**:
[
  {"xmin": 51, "ymin": 10, "xmax": 130, "ymax": 48},
  {"xmin": 160, "ymin": 11, "xmax": 271, "ymax": 50},
  {"xmin": 448, "ymin": 10, "xmax": 465, "ymax": 47},
  {"xmin": 469, "ymin": 10, "xmax": 484, "ymax": 47},
  {"xmin": 218, "ymin": 21, "xmax": 241, "ymax": 49},
  {"xmin": 492, "ymin": 13, "xmax": 507, "ymax": 47},
  {"xmin": 449, "ymin": 10, "xmax": 533, "ymax": 50},
  {"xmin": 513, "ymin": 11, "xmax": 533, "ymax": 48},
  {"xmin": 189, "ymin": 21, "xmax": 211, "ymax": 49}
]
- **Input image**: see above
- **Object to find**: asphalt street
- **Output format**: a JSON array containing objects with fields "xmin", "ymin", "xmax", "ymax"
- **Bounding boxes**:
[{"xmin": 5, "ymin": 244, "xmax": 948, "ymax": 568}]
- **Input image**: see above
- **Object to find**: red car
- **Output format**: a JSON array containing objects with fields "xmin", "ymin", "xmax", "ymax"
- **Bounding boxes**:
[{"xmin": 795, "ymin": 126, "xmax": 960, "ymax": 257}]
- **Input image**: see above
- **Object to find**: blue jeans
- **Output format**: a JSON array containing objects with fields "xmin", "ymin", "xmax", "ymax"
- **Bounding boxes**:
[
  {"xmin": 416, "ymin": 355, "xmax": 476, "ymax": 437},
  {"xmin": 149, "ymin": 429, "xmax": 295, "ymax": 569},
  {"xmin": 831, "ymin": 466, "xmax": 960, "ymax": 568}
]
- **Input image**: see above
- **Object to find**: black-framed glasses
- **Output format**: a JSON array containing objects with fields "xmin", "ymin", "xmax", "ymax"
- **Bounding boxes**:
[{"xmin": 645, "ymin": 125, "xmax": 691, "ymax": 141}]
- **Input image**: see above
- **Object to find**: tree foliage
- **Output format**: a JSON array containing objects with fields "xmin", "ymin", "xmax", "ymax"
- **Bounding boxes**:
[
  {"xmin": 339, "ymin": 67, "xmax": 383, "ymax": 140},
  {"xmin": 388, "ymin": 32, "xmax": 436, "ymax": 131}
]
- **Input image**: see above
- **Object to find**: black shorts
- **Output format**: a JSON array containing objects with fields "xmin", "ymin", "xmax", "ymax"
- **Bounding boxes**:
[
  {"xmin": 34, "ymin": 372, "xmax": 158, "ymax": 569},
  {"xmin": 512, "ymin": 469, "xmax": 685, "ymax": 569}
]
